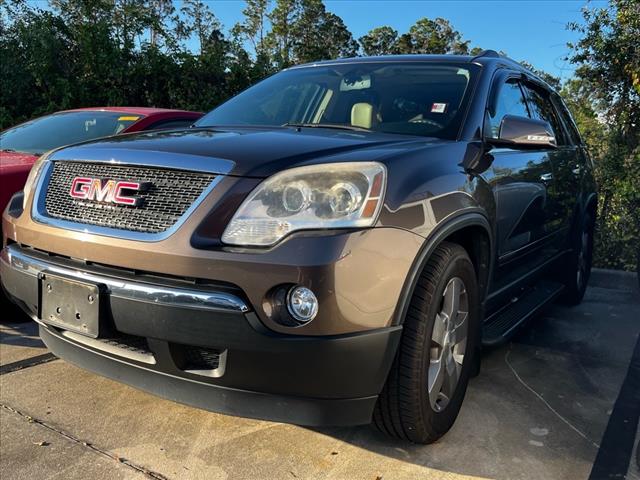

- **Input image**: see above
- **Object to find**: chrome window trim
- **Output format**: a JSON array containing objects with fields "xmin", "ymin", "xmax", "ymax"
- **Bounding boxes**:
[
  {"xmin": 2, "ymin": 244, "xmax": 250, "ymax": 313},
  {"xmin": 31, "ymin": 148, "xmax": 234, "ymax": 242}
]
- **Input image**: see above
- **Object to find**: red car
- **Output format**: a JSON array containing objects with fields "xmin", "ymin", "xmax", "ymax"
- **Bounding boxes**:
[{"xmin": 0, "ymin": 107, "xmax": 202, "ymax": 218}]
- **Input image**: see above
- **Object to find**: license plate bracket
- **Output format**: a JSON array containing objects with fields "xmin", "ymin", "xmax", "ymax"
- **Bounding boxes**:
[{"xmin": 40, "ymin": 272, "xmax": 103, "ymax": 338}]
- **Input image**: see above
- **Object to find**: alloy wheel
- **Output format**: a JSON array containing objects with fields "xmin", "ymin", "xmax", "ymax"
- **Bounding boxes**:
[{"xmin": 428, "ymin": 276, "xmax": 469, "ymax": 412}]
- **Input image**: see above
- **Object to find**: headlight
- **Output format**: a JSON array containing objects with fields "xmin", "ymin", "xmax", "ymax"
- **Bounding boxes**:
[
  {"xmin": 22, "ymin": 150, "xmax": 52, "ymax": 210},
  {"xmin": 222, "ymin": 162, "xmax": 386, "ymax": 246}
]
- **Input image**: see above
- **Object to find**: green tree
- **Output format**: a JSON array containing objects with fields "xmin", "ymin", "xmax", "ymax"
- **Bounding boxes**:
[
  {"xmin": 232, "ymin": 0, "xmax": 270, "ymax": 57},
  {"xmin": 267, "ymin": 0, "xmax": 297, "ymax": 67},
  {"xmin": 407, "ymin": 17, "xmax": 470, "ymax": 54},
  {"xmin": 0, "ymin": 5, "xmax": 76, "ymax": 127},
  {"xmin": 561, "ymin": 79, "xmax": 607, "ymax": 156},
  {"xmin": 359, "ymin": 26, "xmax": 398, "ymax": 56},
  {"xmin": 231, "ymin": 0, "xmax": 273, "ymax": 80},
  {"xmin": 266, "ymin": 0, "xmax": 357, "ymax": 67},
  {"xmin": 567, "ymin": 0, "xmax": 640, "ymax": 270},
  {"xmin": 179, "ymin": 0, "xmax": 222, "ymax": 55},
  {"xmin": 569, "ymin": 0, "xmax": 639, "ymax": 148},
  {"xmin": 291, "ymin": 0, "xmax": 357, "ymax": 63}
]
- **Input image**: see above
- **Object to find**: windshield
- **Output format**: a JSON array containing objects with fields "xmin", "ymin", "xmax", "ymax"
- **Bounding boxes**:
[
  {"xmin": 196, "ymin": 62, "xmax": 478, "ymax": 139},
  {"xmin": 0, "ymin": 111, "xmax": 143, "ymax": 155}
]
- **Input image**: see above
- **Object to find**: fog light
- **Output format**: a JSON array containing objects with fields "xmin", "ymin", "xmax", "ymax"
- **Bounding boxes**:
[{"xmin": 287, "ymin": 286, "xmax": 318, "ymax": 324}]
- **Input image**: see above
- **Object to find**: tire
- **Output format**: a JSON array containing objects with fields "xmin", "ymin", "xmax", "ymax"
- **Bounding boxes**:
[
  {"xmin": 560, "ymin": 213, "xmax": 594, "ymax": 305},
  {"xmin": 373, "ymin": 242, "xmax": 480, "ymax": 444}
]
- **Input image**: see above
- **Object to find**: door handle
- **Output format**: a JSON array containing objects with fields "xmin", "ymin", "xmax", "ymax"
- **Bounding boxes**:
[{"xmin": 540, "ymin": 173, "xmax": 554, "ymax": 182}]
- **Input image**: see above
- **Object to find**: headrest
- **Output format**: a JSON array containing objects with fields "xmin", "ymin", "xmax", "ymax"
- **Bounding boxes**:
[{"xmin": 351, "ymin": 103, "xmax": 374, "ymax": 129}]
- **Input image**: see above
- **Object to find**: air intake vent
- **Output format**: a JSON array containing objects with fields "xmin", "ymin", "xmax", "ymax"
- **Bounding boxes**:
[{"xmin": 184, "ymin": 346, "xmax": 223, "ymax": 370}]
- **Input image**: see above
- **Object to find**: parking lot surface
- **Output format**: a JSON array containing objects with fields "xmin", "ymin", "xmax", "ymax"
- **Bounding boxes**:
[{"xmin": 1, "ymin": 270, "xmax": 639, "ymax": 480}]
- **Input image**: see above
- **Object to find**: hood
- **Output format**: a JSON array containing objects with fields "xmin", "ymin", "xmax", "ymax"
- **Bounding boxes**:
[
  {"xmin": 0, "ymin": 150, "xmax": 39, "ymax": 173},
  {"xmin": 47, "ymin": 127, "xmax": 446, "ymax": 177}
]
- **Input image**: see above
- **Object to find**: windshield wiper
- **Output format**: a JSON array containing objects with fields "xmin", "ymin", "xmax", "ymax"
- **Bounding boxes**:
[{"xmin": 282, "ymin": 122, "xmax": 372, "ymax": 132}]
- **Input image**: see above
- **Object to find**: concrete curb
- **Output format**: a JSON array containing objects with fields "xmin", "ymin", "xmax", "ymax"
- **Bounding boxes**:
[{"xmin": 591, "ymin": 268, "xmax": 639, "ymax": 292}]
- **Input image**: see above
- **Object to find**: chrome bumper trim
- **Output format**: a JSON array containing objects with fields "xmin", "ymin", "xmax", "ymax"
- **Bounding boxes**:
[{"xmin": 1, "ymin": 244, "xmax": 249, "ymax": 313}]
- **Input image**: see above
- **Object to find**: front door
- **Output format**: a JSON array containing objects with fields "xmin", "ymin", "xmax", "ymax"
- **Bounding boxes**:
[{"xmin": 482, "ymin": 76, "xmax": 559, "ymax": 301}]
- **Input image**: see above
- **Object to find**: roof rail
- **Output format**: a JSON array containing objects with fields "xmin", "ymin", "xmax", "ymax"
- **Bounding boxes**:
[{"xmin": 471, "ymin": 49, "xmax": 501, "ymax": 61}]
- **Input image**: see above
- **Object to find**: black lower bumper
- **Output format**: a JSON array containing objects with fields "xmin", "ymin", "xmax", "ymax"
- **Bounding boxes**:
[
  {"xmin": 39, "ymin": 325, "xmax": 382, "ymax": 426},
  {"xmin": 1, "ymin": 244, "xmax": 401, "ymax": 426}
]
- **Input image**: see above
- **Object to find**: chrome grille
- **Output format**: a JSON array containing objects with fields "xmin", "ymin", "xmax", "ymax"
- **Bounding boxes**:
[{"xmin": 43, "ymin": 161, "xmax": 216, "ymax": 233}]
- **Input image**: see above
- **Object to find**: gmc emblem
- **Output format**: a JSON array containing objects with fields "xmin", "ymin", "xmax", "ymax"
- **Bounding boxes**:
[{"xmin": 69, "ymin": 177, "xmax": 146, "ymax": 206}]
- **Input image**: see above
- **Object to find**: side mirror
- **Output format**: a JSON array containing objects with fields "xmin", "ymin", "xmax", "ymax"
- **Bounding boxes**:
[{"xmin": 490, "ymin": 115, "xmax": 557, "ymax": 149}]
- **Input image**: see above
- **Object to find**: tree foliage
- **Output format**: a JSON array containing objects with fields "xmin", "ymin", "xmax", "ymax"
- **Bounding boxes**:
[
  {"xmin": 0, "ymin": 0, "xmax": 637, "ymax": 269},
  {"xmin": 358, "ymin": 17, "xmax": 475, "ymax": 55},
  {"xmin": 566, "ymin": 0, "xmax": 639, "ymax": 270},
  {"xmin": 359, "ymin": 26, "xmax": 398, "ymax": 56}
]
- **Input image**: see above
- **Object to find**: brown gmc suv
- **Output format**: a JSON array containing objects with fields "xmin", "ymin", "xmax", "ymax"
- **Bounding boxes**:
[{"xmin": 1, "ymin": 51, "xmax": 597, "ymax": 443}]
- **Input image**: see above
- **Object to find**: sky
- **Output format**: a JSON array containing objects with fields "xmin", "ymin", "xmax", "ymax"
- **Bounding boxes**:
[{"xmin": 203, "ymin": 0, "xmax": 609, "ymax": 81}]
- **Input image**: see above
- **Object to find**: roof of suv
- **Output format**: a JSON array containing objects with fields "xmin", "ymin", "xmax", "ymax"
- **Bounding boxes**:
[
  {"xmin": 294, "ymin": 51, "xmax": 517, "ymax": 67},
  {"xmin": 291, "ymin": 54, "xmax": 474, "ymax": 66},
  {"xmin": 291, "ymin": 51, "xmax": 550, "ymax": 91}
]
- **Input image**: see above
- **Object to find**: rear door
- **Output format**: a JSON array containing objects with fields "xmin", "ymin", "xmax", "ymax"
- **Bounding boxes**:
[{"xmin": 521, "ymin": 82, "xmax": 579, "ymax": 251}]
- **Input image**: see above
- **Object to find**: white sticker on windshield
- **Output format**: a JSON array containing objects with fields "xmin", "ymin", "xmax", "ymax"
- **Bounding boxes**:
[{"xmin": 431, "ymin": 103, "xmax": 448, "ymax": 113}]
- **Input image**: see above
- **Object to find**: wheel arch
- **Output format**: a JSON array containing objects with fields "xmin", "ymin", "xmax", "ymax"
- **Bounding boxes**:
[
  {"xmin": 392, "ymin": 212, "xmax": 493, "ymax": 327},
  {"xmin": 569, "ymin": 192, "xmax": 598, "ymax": 247}
]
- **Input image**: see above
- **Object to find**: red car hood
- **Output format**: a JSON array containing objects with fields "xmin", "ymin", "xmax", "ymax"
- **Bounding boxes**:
[{"xmin": 1, "ymin": 151, "xmax": 39, "ymax": 219}]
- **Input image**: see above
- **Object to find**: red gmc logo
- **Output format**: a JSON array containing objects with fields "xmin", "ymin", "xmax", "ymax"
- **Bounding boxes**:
[{"xmin": 69, "ymin": 177, "xmax": 145, "ymax": 206}]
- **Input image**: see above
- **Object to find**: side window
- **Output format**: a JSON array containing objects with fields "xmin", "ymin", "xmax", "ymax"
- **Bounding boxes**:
[
  {"xmin": 145, "ymin": 119, "xmax": 196, "ymax": 131},
  {"xmin": 486, "ymin": 80, "xmax": 530, "ymax": 139},
  {"xmin": 552, "ymin": 95, "xmax": 583, "ymax": 146},
  {"xmin": 523, "ymin": 85, "xmax": 566, "ymax": 145}
]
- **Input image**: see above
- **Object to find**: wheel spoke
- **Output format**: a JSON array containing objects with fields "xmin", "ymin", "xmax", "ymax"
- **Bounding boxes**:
[
  {"xmin": 428, "ymin": 357, "xmax": 445, "ymax": 408},
  {"xmin": 450, "ymin": 311, "xmax": 468, "ymax": 345},
  {"xmin": 442, "ymin": 278, "xmax": 461, "ymax": 320},
  {"xmin": 443, "ymin": 350, "xmax": 458, "ymax": 399},
  {"xmin": 432, "ymin": 313, "xmax": 447, "ymax": 346}
]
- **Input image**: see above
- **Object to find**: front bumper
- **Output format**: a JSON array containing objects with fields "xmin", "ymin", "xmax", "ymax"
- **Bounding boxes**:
[{"xmin": 1, "ymin": 244, "xmax": 402, "ymax": 426}]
